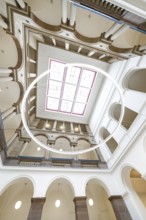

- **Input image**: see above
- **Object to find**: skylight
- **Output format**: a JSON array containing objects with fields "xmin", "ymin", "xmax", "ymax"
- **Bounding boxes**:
[{"xmin": 46, "ymin": 59, "xmax": 96, "ymax": 115}]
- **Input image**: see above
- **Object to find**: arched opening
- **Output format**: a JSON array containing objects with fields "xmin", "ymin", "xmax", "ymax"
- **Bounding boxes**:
[
  {"xmin": 122, "ymin": 166, "xmax": 146, "ymax": 219},
  {"xmin": 130, "ymin": 169, "xmax": 146, "ymax": 208},
  {"xmin": 0, "ymin": 177, "xmax": 34, "ymax": 220},
  {"xmin": 111, "ymin": 103, "xmax": 137, "ymax": 129},
  {"xmin": 102, "ymin": 128, "xmax": 118, "ymax": 153},
  {"xmin": 41, "ymin": 178, "xmax": 75, "ymax": 220},
  {"xmin": 21, "ymin": 135, "xmax": 46, "ymax": 157},
  {"xmin": 77, "ymin": 139, "xmax": 97, "ymax": 160},
  {"xmin": 86, "ymin": 179, "xmax": 116, "ymax": 220},
  {"xmin": 52, "ymin": 137, "xmax": 71, "ymax": 159},
  {"xmin": 124, "ymin": 68, "xmax": 146, "ymax": 93}
]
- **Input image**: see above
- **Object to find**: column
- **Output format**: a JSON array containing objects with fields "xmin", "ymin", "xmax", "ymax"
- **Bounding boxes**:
[
  {"xmin": 104, "ymin": 22, "xmax": 120, "ymax": 38},
  {"xmin": 61, "ymin": 0, "xmax": 68, "ymax": 24},
  {"xmin": 0, "ymin": 76, "xmax": 13, "ymax": 82},
  {"xmin": 0, "ymin": 68, "xmax": 12, "ymax": 74},
  {"xmin": 70, "ymin": 3, "xmax": 76, "ymax": 26},
  {"xmin": 27, "ymin": 197, "xmax": 46, "ymax": 220},
  {"xmin": 19, "ymin": 141, "xmax": 29, "ymax": 155},
  {"xmin": 7, "ymin": 133, "xmax": 18, "ymax": 148},
  {"xmin": 0, "ymin": 15, "xmax": 8, "ymax": 29},
  {"xmin": 16, "ymin": 0, "xmax": 25, "ymax": 9},
  {"xmin": 109, "ymin": 195, "xmax": 132, "ymax": 220},
  {"xmin": 73, "ymin": 197, "xmax": 89, "ymax": 220},
  {"xmin": 111, "ymin": 24, "xmax": 129, "ymax": 41},
  {"xmin": 2, "ymin": 107, "xmax": 16, "ymax": 120},
  {"xmin": 52, "ymin": 120, "xmax": 57, "ymax": 131},
  {"xmin": 70, "ymin": 122, "xmax": 74, "ymax": 133}
]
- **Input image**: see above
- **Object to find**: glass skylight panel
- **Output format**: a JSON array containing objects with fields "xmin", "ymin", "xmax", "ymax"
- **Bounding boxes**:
[
  {"xmin": 60, "ymin": 100, "xmax": 72, "ymax": 112},
  {"xmin": 48, "ymin": 80, "xmax": 62, "ymax": 98},
  {"xmin": 65, "ymin": 67, "xmax": 81, "ymax": 84},
  {"xmin": 46, "ymin": 59, "xmax": 96, "ymax": 115},
  {"xmin": 76, "ymin": 87, "xmax": 90, "ymax": 103},
  {"xmin": 80, "ymin": 69, "xmax": 95, "ymax": 88},
  {"xmin": 47, "ymin": 97, "xmax": 59, "ymax": 110},
  {"xmin": 73, "ymin": 103, "xmax": 85, "ymax": 114},
  {"xmin": 62, "ymin": 84, "xmax": 76, "ymax": 100},
  {"xmin": 49, "ymin": 60, "xmax": 65, "ymax": 81}
]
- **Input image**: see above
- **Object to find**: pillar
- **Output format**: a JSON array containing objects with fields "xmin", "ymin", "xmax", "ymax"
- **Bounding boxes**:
[
  {"xmin": 104, "ymin": 22, "xmax": 120, "ymax": 38},
  {"xmin": 111, "ymin": 24, "xmax": 129, "ymax": 41},
  {"xmin": 52, "ymin": 120, "xmax": 57, "ymax": 131},
  {"xmin": 27, "ymin": 197, "xmax": 46, "ymax": 220},
  {"xmin": 70, "ymin": 3, "xmax": 76, "ymax": 26},
  {"xmin": 0, "ymin": 15, "xmax": 8, "ymax": 29},
  {"xmin": 0, "ymin": 76, "xmax": 13, "ymax": 82},
  {"xmin": 2, "ymin": 106, "xmax": 16, "ymax": 120},
  {"xmin": 0, "ymin": 68, "xmax": 12, "ymax": 74},
  {"xmin": 109, "ymin": 195, "xmax": 132, "ymax": 220},
  {"xmin": 16, "ymin": 0, "xmax": 25, "ymax": 9},
  {"xmin": 73, "ymin": 196, "xmax": 89, "ymax": 220},
  {"xmin": 7, "ymin": 133, "xmax": 18, "ymax": 148},
  {"xmin": 19, "ymin": 141, "xmax": 29, "ymax": 155},
  {"xmin": 61, "ymin": 0, "xmax": 68, "ymax": 24}
]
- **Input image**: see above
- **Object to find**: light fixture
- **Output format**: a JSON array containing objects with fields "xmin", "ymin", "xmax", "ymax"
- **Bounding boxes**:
[
  {"xmin": 0, "ymin": 88, "xmax": 2, "ymax": 92},
  {"xmin": 46, "ymin": 123, "xmax": 50, "ymax": 128},
  {"xmin": 15, "ymin": 201, "xmax": 22, "ymax": 209},
  {"xmin": 21, "ymin": 63, "xmax": 125, "ymax": 155},
  {"xmin": 59, "ymin": 148, "xmax": 63, "ymax": 151},
  {"xmin": 88, "ymin": 198, "xmax": 94, "ymax": 206},
  {"xmin": 60, "ymin": 125, "xmax": 64, "ymax": 130},
  {"xmin": 75, "ymin": 127, "xmax": 79, "ymax": 132},
  {"xmin": 55, "ymin": 199, "xmax": 61, "ymax": 208},
  {"xmin": 37, "ymin": 147, "xmax": 41, "ymax": 151}
]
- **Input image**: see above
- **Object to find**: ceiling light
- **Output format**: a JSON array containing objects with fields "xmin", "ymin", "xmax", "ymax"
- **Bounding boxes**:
[
  {"xmin": 60, "ymin": 125, "xmax": 64, "ymax": 130},
  {"xmin": 88, "ymin": 198, "xmax": 94, "ymax": 206},
  {"xmin": 46, "ymin": 123, "xmax": 50, "ymax": 128},
  {"xmin": 55, "ymin": 199, "xmax": 61, "ymax": 208},
  {"xmin": 15, "ymin": 201, "xmax": 22, "ymax": 209},
  {"xmin": 37, "ymin": 147, "xmax": 41, "ymax": 151},
  {"xmin": 75, "ymin": 127, "xmax": 79, "ymax": 131},
  {"xmin": 59, "ymin": 148, "xmax": 63, "ymax": 151}
]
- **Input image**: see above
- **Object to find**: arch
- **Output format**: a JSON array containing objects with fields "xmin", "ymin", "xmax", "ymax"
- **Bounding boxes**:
[
  {"xmin": 0, "ymin": 176, "xmax": 34, "ymax": 220},
  {"xmin": 42, "ymin": 177, "xmax": 75, "ymax": 220},
  {"xmin": 110, "ymin": 103, "xmax": 138, "ymax": 129},
  {"xmin": 0, "ymin": 175, "xmax": 35, "ymax": 197},
  {"xmin": 123, "ymin": 67, "xmax": 146, "ymax": 93},
  {"xmin": 101, "ymin": 127, "xmax": 118, "ymax": 153},
  {"xmin": 85, "ymin": 178, "xmax": 116, "ymax": 220},
  {"xmin": 76, "ymin": 137, "xmax": 90, "ymax": 143},
  {"xmin": 55, "ymin": 135, "xmax": 71, "ymax": 143},
  {"xmin": 121, "ymin": 164, "xmax": 146, "ymax": 218}
]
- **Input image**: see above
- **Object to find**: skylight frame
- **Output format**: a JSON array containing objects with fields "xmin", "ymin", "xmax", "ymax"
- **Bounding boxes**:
[{"xmin": 45, "ymin": 59, "xmax": 96, "ymax": 116}]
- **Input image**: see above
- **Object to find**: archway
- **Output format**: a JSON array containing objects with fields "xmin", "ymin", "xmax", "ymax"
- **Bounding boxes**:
[
  {"xmin": 86, "ymin": 179, "xmax": 116, "ymax": 220},
  {"xmin": 41, "ymin": 178, "xmax": 75, "ymax": 220},
  {"xmin": 0, "ymin": 177, "xmax": 34, "ymax": 220}
]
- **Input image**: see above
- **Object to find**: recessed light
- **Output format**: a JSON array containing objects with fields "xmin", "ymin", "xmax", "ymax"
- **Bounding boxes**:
[
  {"xmin": 55, "ymin": 199, "xmax": 61, "ymax": 208},
  {"xmin": 37, "ymin": 147, "xmax": 41, "ymax": 151},
  {"xmin": 75, "ymin": 127, "xmax": 79, "ymax": 132},
  {"xmin": 46, "ymin": 123, "xmax": 50, "ymax": 128},
  {"xmin": 15, "ymin": 201, "xmax": 22, "ymax": 209},
  {"xmin": 88, "ymin": 198, "xmax": 94, "ymax": 206},
  {"xmin": 59, "ymin": 148, "xmax": 63, "ymax": 151}
]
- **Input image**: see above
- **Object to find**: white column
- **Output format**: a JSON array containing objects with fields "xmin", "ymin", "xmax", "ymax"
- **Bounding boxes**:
[
  {"xmin": 139, "ymin": 45, "xmax": 146, "ymax": 51},
  {"xmin": 7, "ymin": 133, "xmax": 18, "ymax": 148},
  {"xmin": 19, "ymin": 141, "xmax": 29, "ymax": 155},
  {"xmin": 16, "ymin": 0, "xmax": 25, "ymax": 9},
  {"xmin": 70, "ymin": 3, "xmax": 76, "ymax": 26},
  {"xmin": 0, "ymin": 69, "xmax": 12, "ymax": 74},
  {"xmin": 111, "ymin": 24, "xmax": 129, "ymax": 41},
  {"xmin": 2, "ymin": 106, "xmax": 16, "ymax": 119},
  {"xmin": 61, "ymin": 0, "xmax": 68, "ymax": 24},
  {"xmin": 0, "ymin": 76, "xmax": 13, "ymax": 82},
  {"xmin": 0, "ymin": 15, "xmax": 8, "ymax": 29},
  {"xmin": 70, "ymin": 122, "xmax": 74, "ymax": 133},
  {"xmin": 3, "ymin": 112, "xmax": 16, "ymax": 122},
  {"xmin": 29, "ymin": 96, "xmax": 36, "ymax": 103},
  {"xmin": 28, "ymin": 73, "xmax": 36, "ymax": 78},
  {"xmin": 52, "ymin": 121, "xmax": 57, "ymax": 131},
  {"xmin": 87, "ymin": 50, "xmax": 96, "ymax": 57},
  {"xmin": 105, "ymin": 22, "xmax": 120, "ymax": 38}
]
